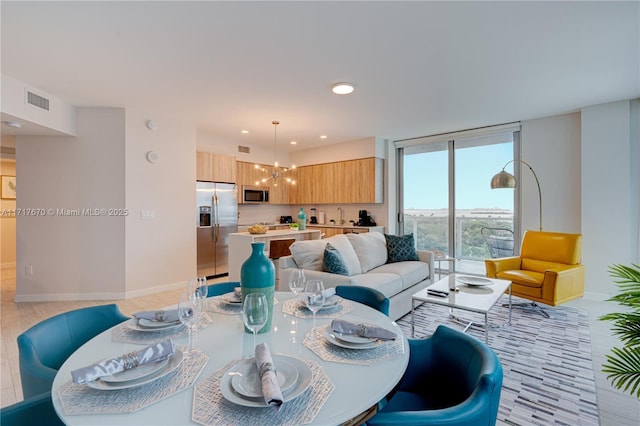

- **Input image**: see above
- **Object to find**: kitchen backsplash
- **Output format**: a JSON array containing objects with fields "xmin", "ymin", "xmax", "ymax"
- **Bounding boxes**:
[{"xmin": 238, "ymin": 203, "xmax": 386, "ymax": 227}]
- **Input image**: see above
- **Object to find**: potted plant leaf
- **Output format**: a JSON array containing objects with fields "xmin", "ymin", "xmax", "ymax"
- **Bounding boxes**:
[{"xmin": 599, "ymin": 263, "xmax": 640, "ymax": 398}]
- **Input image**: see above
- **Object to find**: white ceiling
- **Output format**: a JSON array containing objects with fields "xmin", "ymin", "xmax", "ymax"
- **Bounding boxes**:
[{"xmin": 1, "ymin": 1, "xmax": 638, "ymax": 150}]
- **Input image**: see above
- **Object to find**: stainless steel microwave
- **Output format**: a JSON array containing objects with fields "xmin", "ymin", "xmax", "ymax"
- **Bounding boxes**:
[{"xmin": 242, "ymin": 186, "xmax": 270, "ymax": 203}]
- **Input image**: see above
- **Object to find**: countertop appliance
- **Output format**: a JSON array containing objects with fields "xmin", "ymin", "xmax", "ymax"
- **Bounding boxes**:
[
  {"xmin": 280, "ymin": 215, "xmax": 293, "ymax": 224},
  {"xmin": 356, "ymin": 209, "xmax": 377, "ymax": 226},
  {"xmin": 309, "ymin": 208, "xmax": 318, "ymax": 224},
  {"xmin": 197, "ymin": 182, "xmax": 238, "ymax": 278}
]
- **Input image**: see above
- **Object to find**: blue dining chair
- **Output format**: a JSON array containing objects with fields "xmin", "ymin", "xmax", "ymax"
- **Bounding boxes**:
[
  {"xmin": 335, "ymin": 285, "xmax": 390, "ymax": 316},
  {"xmin": 18, "ymin": 304, "xmax": 129, "ymax": 399},
  {"xmin": 0, "ymin": 392, "xmax": 64, "ymax": 426},
  {"xmin": 366, "ymin": 325, "xmax": 503, "ymax": 426},
  {"xmin": 205, "ymin": 281, "xmax": 240, "ymax": 297}
]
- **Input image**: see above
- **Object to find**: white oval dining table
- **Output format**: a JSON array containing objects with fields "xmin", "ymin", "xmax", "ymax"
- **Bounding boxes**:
[{"xmin": 51, "ymin": 292, "xmax": 410, "ymax": 425}]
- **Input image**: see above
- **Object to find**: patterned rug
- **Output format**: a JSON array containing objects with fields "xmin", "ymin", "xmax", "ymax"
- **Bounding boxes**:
[{"xmin": 396, "ymin": 295, "xmax": 599, "ymax": 426}]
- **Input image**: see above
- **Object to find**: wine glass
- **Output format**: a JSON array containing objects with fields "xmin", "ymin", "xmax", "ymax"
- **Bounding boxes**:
[
  {"xmin": 196, "ymin": 277, "xmax": 208, "ymax": 312},
  {"xmin": 288, "ymin": 269, "xmax": 306, "ymax": 301},
  {"xmin": 242, "ymin": 293, "xmax": 268, "ymax": 350},
  {"xmin": 178, "ymin": 291, "xmax": 200, "ymax": 356},
  {"xmin": 303, "ymin": 280, "xmax": 325, "ymax": 328}
]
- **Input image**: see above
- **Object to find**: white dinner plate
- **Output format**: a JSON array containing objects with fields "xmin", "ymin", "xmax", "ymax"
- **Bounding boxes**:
[
  {"xmin": 322, "ymin": 325, "xmax": 381, "ymax": 350},
  {"xmin": 138, "ymin": 318, "xmax": 182, "ymax": 329},
  {"xmin": 230, "ymin": 356, "xmax": 298, "ymax": 398},
  {"xmin": 222, "ymin": 292, "xmax": 242, "ymax": 305},
  {"xmin": 220, "ymin": 355, "xmax": 312, "ymax": 407},
  {"xmin": 298, "ymin": 295, "xmax": 341, "ymax": 311},
  {"xmin": 455, "ymin": 276, "xmax": 494, "ymax": 286},
  {"xmin": 101, "ymin": 358, "xmax": 169, "ymax": 383},
  {"xmin": 333, "ymin": 331, "xmax": 377, "ymax": 345},
  {"xmin": 86, "ymin": 349, "xmax": 183, "ymax": 390},
  {"xmin": 126, "ymin": 318, "xmax": 184, "ymax": 333}
]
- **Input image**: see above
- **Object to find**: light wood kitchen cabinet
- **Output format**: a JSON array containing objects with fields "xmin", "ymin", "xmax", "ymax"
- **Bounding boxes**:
[
  {"xmin": 292, "ymin": 157, "xmax": 383, "ymax": 204},
  {"xmin": 236, "ymin": 161, "xmax": 292, "ymax": 204},
  {"xmin": 307, "ymin": 225, "xmax": 384, "ymax": 238},
  {"xmin": 196, "ymin": 152, "xmax": 236, "ymax": 183}
]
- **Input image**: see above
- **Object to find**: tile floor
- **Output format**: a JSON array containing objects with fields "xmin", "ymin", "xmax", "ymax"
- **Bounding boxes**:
[{"xmin": 1, "ymin": 265, "xmax": 638, "ymax": 425}]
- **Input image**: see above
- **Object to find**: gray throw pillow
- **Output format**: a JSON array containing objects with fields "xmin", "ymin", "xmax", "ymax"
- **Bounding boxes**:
[
  {"xmin": 322, "ymin": 243, "xmax": 350, "ymax": 275},
  {"xmin": 385, "ymin": 234, "xmax": 419, "ymax": 263}
]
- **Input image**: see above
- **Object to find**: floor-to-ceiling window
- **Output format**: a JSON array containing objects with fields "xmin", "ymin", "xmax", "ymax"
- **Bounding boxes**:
[{"xmin": 397, "ymin": 124, "xmax": 520, "ymax": 275}]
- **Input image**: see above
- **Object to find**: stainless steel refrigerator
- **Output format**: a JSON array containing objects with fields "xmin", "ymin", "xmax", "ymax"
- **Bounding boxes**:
[{"xmin": 196, "ymin": 182, "xmax": 238, "ymax": 278}]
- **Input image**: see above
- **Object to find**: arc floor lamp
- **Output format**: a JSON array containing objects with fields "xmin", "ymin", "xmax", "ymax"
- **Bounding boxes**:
[{"xmin": 490, "ymin": 160, "xmax": 543, "ymax": 231}]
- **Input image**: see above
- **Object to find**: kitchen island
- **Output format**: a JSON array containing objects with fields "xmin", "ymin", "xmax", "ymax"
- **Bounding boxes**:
[{"xmin": 228, "ymin": 228, "xmax": 322, "ymax": 281}]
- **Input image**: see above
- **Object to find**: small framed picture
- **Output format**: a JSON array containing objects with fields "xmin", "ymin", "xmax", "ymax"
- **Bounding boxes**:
[{"xmin": 1, "ymin": 175, "xmax": 16, "ymax": 199}]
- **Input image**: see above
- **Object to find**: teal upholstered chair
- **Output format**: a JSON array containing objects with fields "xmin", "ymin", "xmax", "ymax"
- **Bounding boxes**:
[
  {"xmin": 335, "ymin": 285, "xmax": 390, "ymax": 316},
  {"xmin": 205, "ymin": 281, "xmax": 240, "ymax": 297},
  {"xmin": 367, "ymin": 325, "xmax": 503, "ymax": 426},
  {"xmin": 0, "ymin": 392, "xmax": 64, "ymax": 426},
  {"xmin": 18, "ymin": 304, "xmax": 129, "ymax": 399}
]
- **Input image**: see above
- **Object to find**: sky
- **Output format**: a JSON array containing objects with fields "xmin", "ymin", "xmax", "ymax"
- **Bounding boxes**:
[{"xmin": 404, "ymin": 142, "xmax": 514, "ymax": 210}]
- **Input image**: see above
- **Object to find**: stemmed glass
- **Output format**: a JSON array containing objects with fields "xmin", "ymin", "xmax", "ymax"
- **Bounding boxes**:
[
  {"xmin": 195, "ymin": 277, "xmax": 208, "ymax": 313},
  {"xmin": 303, "ymin": 280, "xmax": 325, "ymax": 328},
  {"xmin": 242, "ymin": 293, "xmax": 268, "ymax": 350},
  {"xmin": 178, "ymin": 291, "xmax": 200, "ymax": 356},
  {"xmin": 288, "ymin": 269, "xmax": 306, "ymax": 301}
]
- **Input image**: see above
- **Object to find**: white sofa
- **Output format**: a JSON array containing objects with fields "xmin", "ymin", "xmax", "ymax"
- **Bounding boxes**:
[{"xmin": 279, "ymin": 232, "xmax": 435, "ymax": 320}]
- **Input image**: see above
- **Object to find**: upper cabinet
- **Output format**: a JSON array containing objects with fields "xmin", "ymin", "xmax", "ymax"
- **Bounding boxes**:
[
  {"xmin": 236, "ymin": 157, "xmax": 383, "ymax": 204},
  {"xmin": 291, "ymin": 157, "xmax": 384, "ymax": 204},
  {"xmin": 196, "ymin": 152, "xmax": 236, "ymax": 183}
]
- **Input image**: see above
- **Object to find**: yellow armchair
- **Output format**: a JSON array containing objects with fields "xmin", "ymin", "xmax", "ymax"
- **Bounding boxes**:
[{"xmin": 485, "ymin": 231, "xmax": 585, "ymax": 314}]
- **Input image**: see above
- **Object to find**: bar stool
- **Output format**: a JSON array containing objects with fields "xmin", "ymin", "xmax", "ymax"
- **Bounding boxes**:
[{"xmin": 269, "ymin": 238, "xmax": 295, "ymax": 287}]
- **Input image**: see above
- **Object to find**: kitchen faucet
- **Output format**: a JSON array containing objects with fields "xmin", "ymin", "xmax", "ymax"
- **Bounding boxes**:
[{"xmin": 337, "ymin": 207, "xmax": 344, "ymax": 224}]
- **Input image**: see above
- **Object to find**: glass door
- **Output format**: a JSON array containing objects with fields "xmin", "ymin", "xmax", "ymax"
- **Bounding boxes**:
[{"xmin": 399, "ymin": 127, "xmax": 517, "ymax": 277}]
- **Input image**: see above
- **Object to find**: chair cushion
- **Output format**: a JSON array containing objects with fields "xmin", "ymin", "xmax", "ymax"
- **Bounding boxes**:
[
  {"xmin": 385, "ymin": 234, "xmax": 419, "ymax": 263},
  {"xmin": 346, "ymin": 232, "xmax": 387, "ymax": 273},
  {"xmin": 497, "ymin": 269, "xmax": 543, "ymax": 287},
  {"xmin": 289, "ymin": 234, "xmax": 361, "ymax": 275},
  {"xmin": 322, "ymin": 243, "xmax": 349, "ymax": 276}
]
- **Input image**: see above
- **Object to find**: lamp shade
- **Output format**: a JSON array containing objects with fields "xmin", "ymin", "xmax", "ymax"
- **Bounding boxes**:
[{"xmin": 490, "ymin": 170, "xmax": 517, "ymax": 189}]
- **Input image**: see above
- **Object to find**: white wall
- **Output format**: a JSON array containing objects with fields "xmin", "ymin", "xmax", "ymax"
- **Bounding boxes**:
[
  {"xmin": 16, "ymin": 108, "xmax": 126, "ymax": 300},
  {"xmin": 14, "ymin": 108, "xmax": 197, "ymax": 301},
  {"xmin": 521, "ymin": 112, "xmax": 582, "ymax": 233},
  {"xmin": 1, "ymin": 74, "xmax": 76, "ymax": 136},
  {"xmin": 124, "ymin": 110, "xmax": 196, "ymax": 296},
  {"xmin": 197, "ymin": 130, "xmax": 291, "ymax": 167},
  {"xmin": 581, "ymin": 100, "xmax": 637, "ymax": 298},
  {"xmin": 290, "ymin": 136, "xmax": 384, "ymax": 166}
]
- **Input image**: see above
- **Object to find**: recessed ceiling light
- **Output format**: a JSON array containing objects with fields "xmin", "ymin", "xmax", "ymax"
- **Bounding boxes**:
[
  {"xmin": 331, "ymin": 82, "xmax": 355, "ymax": 95},
  {"xmin": 2, "ymin": 121, "xmax": 22, "ymax": 128},
  {"xmin": 290, "ymin": 141, "xmax": 297, "ymax": 145},
  {"xmin": 241, "ymin": 130, "xmax": 249, "ymax": 134},
  {"xmin": 320, "ymin": 135, "xmax": 328, "ymax": 139}
]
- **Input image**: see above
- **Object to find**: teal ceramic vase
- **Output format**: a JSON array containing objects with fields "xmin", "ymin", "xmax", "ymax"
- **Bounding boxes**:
[
  {"xmin": 297, "ymin": 207, "xmax": 307, "ymax": 230},
  {"xmin": 240, "ymin": 242, "xmax": 275, "ymax": 333}
]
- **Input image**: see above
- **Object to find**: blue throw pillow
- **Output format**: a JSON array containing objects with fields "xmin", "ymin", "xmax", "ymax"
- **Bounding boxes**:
[
  {"xmin": 385, "ymin": 234, "xmax": 419, "ymax": 263},
  {"xmin": 322, "ymin": 243, "xmax": 349, "ymax": 276}
]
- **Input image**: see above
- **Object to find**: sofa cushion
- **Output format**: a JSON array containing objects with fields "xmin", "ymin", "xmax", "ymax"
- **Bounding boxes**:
[
  {"xmin": 385, "ymin": 234, "xmax": 419, "ymax": 263},
  {"xmin": 289, "ymin": 234, "xmax": 361, "ymax": 275},
  {"xmin": 351, "ymin": 273, "xmax": 404, "ymax": 298},
  {"xmin": 346, "ymin": 232, "xmax": 387, "ymax": 273},
  {"xmin": 369, "ymin": 261, "xmax": 429, "ymax": 290},
  {"xmin": 323, "ymin": 243, "xmax": 349, "ymax": 276}
]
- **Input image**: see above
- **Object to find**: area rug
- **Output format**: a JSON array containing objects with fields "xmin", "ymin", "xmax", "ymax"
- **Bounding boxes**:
[{"xmin": 396, "ymin": 295, "xmax": 599, "ymax": 426}]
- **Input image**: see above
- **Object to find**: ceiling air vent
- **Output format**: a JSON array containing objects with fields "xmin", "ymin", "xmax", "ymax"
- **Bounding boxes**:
[
  {"xmin": 238, "ymin": 145, "xmax": 250, "ymax": 154},
  {"xmin": 26, "ymin": 91, "xmax": 50, "ymax": 111}
]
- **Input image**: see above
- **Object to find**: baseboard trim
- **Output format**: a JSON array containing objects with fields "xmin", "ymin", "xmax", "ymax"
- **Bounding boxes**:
[{"xmin": 13, "ymin": 280, "xmax": 188, "ymax": 302}]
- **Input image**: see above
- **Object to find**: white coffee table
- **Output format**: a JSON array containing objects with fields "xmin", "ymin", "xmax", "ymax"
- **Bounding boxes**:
[{"xmin": 411, "ymin": 274, "xmax": 512, "ymax": 343}]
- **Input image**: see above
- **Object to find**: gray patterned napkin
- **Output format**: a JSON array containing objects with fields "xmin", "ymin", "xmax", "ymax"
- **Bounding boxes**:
[
  {"xmin": 71, "ymin": 340, "xmax": 175, "ymax": 384},
  {"xmin": 331, "ymin": 319, "xmax": 397, "ymax": 341},
  {"xmin": 133, "ymin": 309, "xmax": 190, "ymax": 323},
  {"xmin": 255, "ymin": 343, "xmax": 283, "ymax": 409}
]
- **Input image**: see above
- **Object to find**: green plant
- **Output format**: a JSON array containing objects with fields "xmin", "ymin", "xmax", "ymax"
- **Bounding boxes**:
[{"xmin": 599, "ymin": 263, "xmax": 640, "ymax": 398}]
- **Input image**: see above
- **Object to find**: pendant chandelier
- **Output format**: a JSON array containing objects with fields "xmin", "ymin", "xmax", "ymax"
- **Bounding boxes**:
[{"xmin": 255, "ymin": 120, "xmax": 296, "ymax": 186}]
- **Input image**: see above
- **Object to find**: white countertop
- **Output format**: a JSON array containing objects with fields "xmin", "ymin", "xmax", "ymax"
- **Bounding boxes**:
[{"xmin": 230, "ymin": 228, "xmax": 322, "ymax": 237}]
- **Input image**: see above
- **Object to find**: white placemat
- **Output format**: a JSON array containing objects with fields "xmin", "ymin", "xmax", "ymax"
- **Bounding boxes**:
[
  {"xmin": 112, "ymin": 315, "xmax": 212, "ymax": 345},
  {"xmin": 304, "ymin": 326, "xmax": 405, "ymax": 365},
  {"xmin": 192, "ymin": 359, "xmax": 334, "ymax": 426},
  {"xmin": 58, "ymin": 349, "xmax": 208, "ymax": 415},
  {"xmin": 206, "ymin": 297, "xmax": 242, "ymax": 315},
  {"xmin": 281, "ymin": 298, "xmax": 352, "ymax": 319}
]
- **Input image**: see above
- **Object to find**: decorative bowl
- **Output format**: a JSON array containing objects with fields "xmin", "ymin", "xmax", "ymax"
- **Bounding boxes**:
[{"xmin": 247, "ymin": 224, "xmax": 268, "ymax": 234}]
